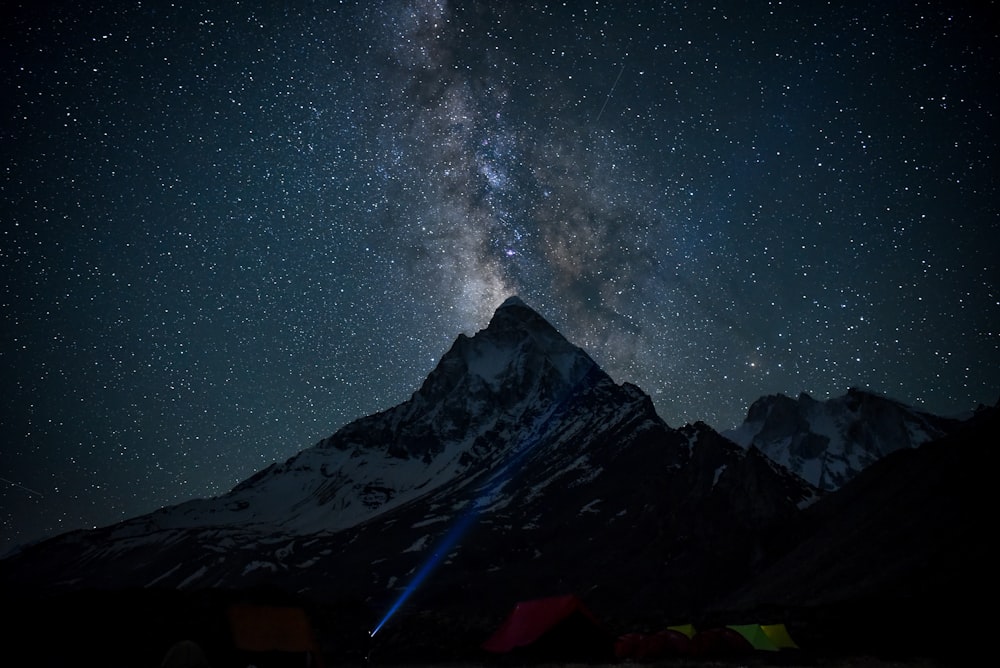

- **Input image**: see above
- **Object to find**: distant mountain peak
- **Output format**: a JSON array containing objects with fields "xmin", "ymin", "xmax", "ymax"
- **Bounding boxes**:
[{"xmin": 723, "ymin": 388, "xmax": 960, "ymax": 490}]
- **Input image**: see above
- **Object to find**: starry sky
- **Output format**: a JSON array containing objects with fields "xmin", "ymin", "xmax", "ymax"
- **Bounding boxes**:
[{"xmin": 2, "ymin": 0, "xmax": 997, "ymax": 554}]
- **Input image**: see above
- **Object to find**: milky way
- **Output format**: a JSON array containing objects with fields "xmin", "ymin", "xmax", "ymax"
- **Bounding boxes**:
[{"xmin": 2, "ymin": 1, "xmax": 997, "ymax": 553}]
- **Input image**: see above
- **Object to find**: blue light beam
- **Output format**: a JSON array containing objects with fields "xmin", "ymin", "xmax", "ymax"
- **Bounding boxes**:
[
  {"xmin": 369, "ymin": 455, "xmax": 523, "ymax": 639},
  {"xmin": 369, "ymin": 362, "xmax": 601, "ymax": 638},
  {"xmin": 369, "ymin": 508, "xmax": 478, "ymax": 637}
]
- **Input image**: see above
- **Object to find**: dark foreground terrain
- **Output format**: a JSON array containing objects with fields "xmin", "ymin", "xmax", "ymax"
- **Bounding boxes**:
[
  {"xmin": 6, "ymin": 586, "xmax": 976, "ymax": 668},
  {"xmin": 360, "ymin": 661, "xmax": 951, "ymax": 668}
]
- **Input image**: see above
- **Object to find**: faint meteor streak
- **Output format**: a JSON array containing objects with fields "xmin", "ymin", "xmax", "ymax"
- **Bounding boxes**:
[
  {"xmin": 0, "ymin": 476, "xmax": 44, "ymax": 497},
  {"xmin": 594, "ymin": 59, "xmax": 626, "ymax": 123}
]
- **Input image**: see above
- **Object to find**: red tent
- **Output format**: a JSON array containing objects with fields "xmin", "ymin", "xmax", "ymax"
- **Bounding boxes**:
[
  {"xmin": 614, "ymin": 632, "xmax": 646, "ymax": 660},
  {"xmin": 482, "ymin": 594, "xmax": 614, "ymax": 661},
  {"xmin": 616, "ymin": 629, "xmax": 691, "ymax": 661}
]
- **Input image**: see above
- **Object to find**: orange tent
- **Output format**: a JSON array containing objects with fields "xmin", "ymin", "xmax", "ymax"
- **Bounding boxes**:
[{"xmin": 226, "ymin": 603, "xmax": 324, "ymax": 667}]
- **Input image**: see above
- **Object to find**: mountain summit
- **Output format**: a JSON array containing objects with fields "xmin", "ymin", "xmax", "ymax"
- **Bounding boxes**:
[{"xmin": 93, "ymin": 296, "xmax": 611, "ymax": 539}]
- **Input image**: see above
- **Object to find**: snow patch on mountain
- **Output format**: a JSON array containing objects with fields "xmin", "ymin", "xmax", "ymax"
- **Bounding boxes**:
[
  {"xmin": 580, "ymin": 499, "xmax": 602, "ymax": 514},
  {"xmin": 147, "ymin": 564, "xmax": 183, "ymax": 587},
  {"xmin": 242, "ymin": 561, "xmax": 277, "ymax": 576},
  {"xmin": 411, "ymin": 516, "xmax": 448, "ymax": 528},
  {"xmin": 712, "ymin": 465, "xmax": 727, "ymax": 487},
  {"xmin": 179, "ymin": 566, "xmax": 208, "ymax": 588},
  {"xmin": 403, "ymin": 535, "xmax": 429, "ymax": 552}
]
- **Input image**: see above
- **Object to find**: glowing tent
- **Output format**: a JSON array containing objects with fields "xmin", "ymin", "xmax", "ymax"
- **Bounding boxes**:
[
  {"xmin": 482, "ymin": 594, "xmax": 614, "ymax": 661},
  {"xmin": 668, "ymin": 623, "xmax": 697, "ymax": 638},
  {"xmin": 728, "ymin": 623, "xmax": 781, "ymax": 651},
  {"xmin": 615, "ymin": 628, "xmax": 691, "ymax": 661},
  {"xmin": 226, "ymin": 603, "xmax": 324, "ymax": 668},
  {"xmin": 761, "ymin": 623, "xmax": 800, "ymax": 649}
]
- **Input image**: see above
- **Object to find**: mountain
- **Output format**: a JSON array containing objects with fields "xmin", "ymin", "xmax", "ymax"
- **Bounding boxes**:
[
  {"xmin": 1, "ymin": 297, "xmax": 814, "ymax": 600},
  {"xmin": 722, "ymin": 389, "xmax": 960, "ymax": 490},
  {"xmin": 0, "ymin": 296, "xmax": 988, "ymax": 665},
  {"xmin": 711, "ymin": 399, "xmax": 995, "ymax": 658}
]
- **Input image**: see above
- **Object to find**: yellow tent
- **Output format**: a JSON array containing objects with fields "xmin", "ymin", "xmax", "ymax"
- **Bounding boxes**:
[
  {"xmin": 667, "ymin": 623, "xmax": 696, "ymax": 638},
  {"xmin": 728, "ymin": 624, "xmax": 780, "ymax": 651},
  {"xmin": 760, "ymin": 623, "xmax": 799, "ymax": 649}
]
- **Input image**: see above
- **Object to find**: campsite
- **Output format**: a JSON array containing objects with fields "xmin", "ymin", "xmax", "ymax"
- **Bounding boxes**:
[{"xmin": 7, "ymin": 585, "xmax": 964, "ymax": 668}]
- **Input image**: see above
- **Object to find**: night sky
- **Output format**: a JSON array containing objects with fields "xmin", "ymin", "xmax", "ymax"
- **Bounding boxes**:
[{"xmin": 2, "ymin": 1, "xmax": 997, "ymax": 554}]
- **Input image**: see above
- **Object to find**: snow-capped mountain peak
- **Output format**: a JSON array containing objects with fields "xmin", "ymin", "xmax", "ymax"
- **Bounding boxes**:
[
  {"xmin": 428, "ymin": 296, "xmax": 595, "ymax": 387},
  {"xmin": 103, "ymin": 297, "xmax": 608, "ymax": 539},
  {"xmin": 722, "ymin": 387, "xmax": 959, "ymax": 490}
]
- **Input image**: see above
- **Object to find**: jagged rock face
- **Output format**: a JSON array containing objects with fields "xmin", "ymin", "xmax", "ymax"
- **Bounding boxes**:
[
  {"xmin": 80, "ymin": 297, "xmax": 615, "ymax": 541},
  {"xmin": 392, "ymin": 296, "xmax": 603, "ymax": 459},
  {"xmin": 0, "ymin": 300, "xmax": 662, "ymax": 586},
  {"xmin": 680, "ymin": 423, "xmax": 819, "ymax": 528},
  {"xmin": 723, "ymin": 388, "xmax": 959, "ymax": 490}
]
